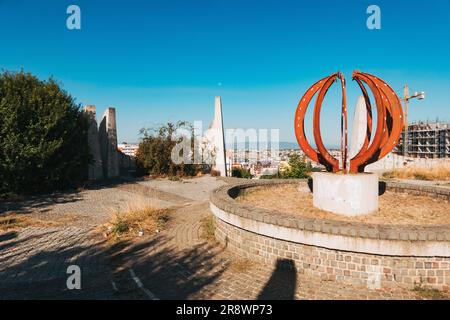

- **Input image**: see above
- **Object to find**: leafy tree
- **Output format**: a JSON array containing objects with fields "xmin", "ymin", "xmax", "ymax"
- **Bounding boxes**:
[
  {"xmin": 136, "ymin": 121, "xmax": 206, "ymax": 177},
  {"xmin": 231, "ymin": 167, "xmax": 252, "ymax": 179},
  {"xmin": 281, "ymin": 154, "xmax": 311, "ymax": 179},
  {"xmin": 0, "ymin": 71, "xmax": 90, "ymax": 196}
]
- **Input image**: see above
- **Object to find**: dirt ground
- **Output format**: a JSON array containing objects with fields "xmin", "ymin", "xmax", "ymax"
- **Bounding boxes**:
[{"xmin": 237, "ymin": 184, "xmax": 450, "ymax": 225}]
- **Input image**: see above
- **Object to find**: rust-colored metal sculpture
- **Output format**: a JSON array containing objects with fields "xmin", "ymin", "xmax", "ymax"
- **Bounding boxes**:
[{"xmin": 294, "ymin": 71, "xmax": 403, "ymax": 174}]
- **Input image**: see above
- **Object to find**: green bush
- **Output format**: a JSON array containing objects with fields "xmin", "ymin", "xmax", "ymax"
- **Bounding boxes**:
[
  {"xmin": 0, "ymin": 71, "xmax": 90, "ymax": 196},
  {"xmin": 231, "ymin": 167, "xmax": 252, "ymax": 179},
  {"xmin": 281, "ymin": 154, "xmax": 311, "ymax": 179},
  {"xmin": 136, "ymin": 121, "xmax": 205, "ymax": 177},
  {"xmin": 260, "ymin": 173, "xmax": 281, "ymax": 179}
]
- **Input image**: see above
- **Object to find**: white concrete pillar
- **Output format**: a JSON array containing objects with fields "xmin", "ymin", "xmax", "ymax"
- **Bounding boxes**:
[{"xmin": 211, "ymin": 96, "xmax": 227, "ymax": 177}]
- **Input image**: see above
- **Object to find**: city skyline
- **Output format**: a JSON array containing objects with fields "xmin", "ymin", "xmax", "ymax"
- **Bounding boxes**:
[{"xmin": 1, "ymin": 0, "xmax": 449, "ymax": 145}]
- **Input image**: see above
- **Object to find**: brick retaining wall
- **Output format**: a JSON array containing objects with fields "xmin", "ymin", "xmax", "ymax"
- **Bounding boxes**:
[{"xmin": 210, "ymin": 180, "xmax": 450, "ymax": 291}]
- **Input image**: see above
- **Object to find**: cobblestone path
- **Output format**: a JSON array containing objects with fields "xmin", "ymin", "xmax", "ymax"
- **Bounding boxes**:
[
  {"xmin": 116, "ymin": 201, "xmax": 423, "ymax": 300},
  {"xmin": 0, "ymin": 182, "xmax": 179, "ymax": 299},
  {"xmin": 0, "ymin": 177, "xmax": 443, "ymax": 299}
]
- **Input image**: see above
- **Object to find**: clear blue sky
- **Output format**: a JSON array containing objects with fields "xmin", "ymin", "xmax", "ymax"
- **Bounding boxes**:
[{"xmin": 1, "ymin": 0, "xmax": 449, "ymax": 146}]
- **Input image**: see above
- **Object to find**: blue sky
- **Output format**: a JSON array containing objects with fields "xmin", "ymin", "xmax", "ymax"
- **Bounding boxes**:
[{"xmin": 1, "ymin": 0, "xmax": 449, "ymax": 146}]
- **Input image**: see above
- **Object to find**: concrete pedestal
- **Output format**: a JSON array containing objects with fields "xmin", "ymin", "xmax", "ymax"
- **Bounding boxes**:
[{"xmin": 311, "ymin": 172, "xmax": 378, "ymax": 216}]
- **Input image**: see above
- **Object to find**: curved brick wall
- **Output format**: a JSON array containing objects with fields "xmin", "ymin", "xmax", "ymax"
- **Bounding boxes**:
[{"xmin": 210, "ymin": 180, "xmax": 450, "ymax": 291}]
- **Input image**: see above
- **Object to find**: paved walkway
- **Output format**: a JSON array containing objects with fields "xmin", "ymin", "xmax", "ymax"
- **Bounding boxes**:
[
  {"xmin": 113, "ymin": 201, "xmax": 421, "ymax": 300},
  {"xmin": 0, "ymin": 176, "xmax": 442, "ymax": 299}
]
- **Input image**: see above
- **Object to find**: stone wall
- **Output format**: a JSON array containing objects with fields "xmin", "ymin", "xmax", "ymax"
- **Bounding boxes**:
[
  {"xmin": 210, "ymin": 180, "xmax": 450, "ymax": 291},
  {"xmin": 84, "ymin": 106, "xmax": 103, "ymax": 180},
  {"xmin": 214, "ymin": 218, "xmax": 450, "ymax": 291}
]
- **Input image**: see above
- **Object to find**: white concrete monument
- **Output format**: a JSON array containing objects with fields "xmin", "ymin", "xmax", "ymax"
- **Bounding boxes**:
[
  {"xmin": 349, "ymin": 95, "xmax": 368, "ymax": 159},
  {"xmin": 209, "ymin": 96, "xmax": 227, "ymax": 177}
]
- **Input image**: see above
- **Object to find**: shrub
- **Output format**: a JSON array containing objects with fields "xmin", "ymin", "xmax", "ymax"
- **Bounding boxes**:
[
  {"xmin": 210, "ymin": 169, "xmax": 221, "ymax": 177},
  {"xmin": 0, "ymin": 71, "xmax": 90, "ymax": 196},
  {"xmin": 231, "ymin": 167, "xmax": 252, "ymax": 179},
  {"xmin": 107, "ymin": 205, "xmax": 170, "ymax": 239},
  {"xmin": 260, "ymin": 173, "xmax": 281, "ymax": 179},
  {"xmin": 111, "ymin": 217, "xmax": 130, "ymax": 234},
  {"xmin": 168, "ymin": 175, "xmax": 181, "ymax": 181},
  {"xmin": 136, "ymin": 121, "xmax": 206, "ymax": 177},
  {"xmin": 281, "ymin": 154, "xmax": 311, "ymax": 179}
]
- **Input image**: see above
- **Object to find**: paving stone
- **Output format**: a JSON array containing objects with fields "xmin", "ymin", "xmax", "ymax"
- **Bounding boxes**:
[{"xmin": 1, "ymin": 177, "xmax": 446, "ymax": 300}]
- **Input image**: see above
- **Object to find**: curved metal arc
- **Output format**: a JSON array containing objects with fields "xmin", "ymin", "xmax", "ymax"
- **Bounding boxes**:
[
  {"xmin": 312, "ymin": 74, "xmax": 340, "ymax": 172},
  {"xmin": 350, "ymin": 72, "xmax": 404, "ymax": 170},
  {"xmin": 294, "ymin": 74, "xmax": 337, "ymax": 164},
  {"xmin": 339, "ymin": 73, "xmax": 348, "ymax": 172},
  {"xmin": 362, "ymin": 73, "xmax": 404, "ymax": 161},
  {"xmin": 295, "ymin": 70, "xmax": 403, "ymax": 174},
  {"xmin": 349, "ymin": 71, "xmax": 386, "ymax": 173}
]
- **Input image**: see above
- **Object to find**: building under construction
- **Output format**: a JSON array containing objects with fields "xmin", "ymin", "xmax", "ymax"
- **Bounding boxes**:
[{"xmin": 394, "ymin": 122, "xmax": 450, "ymax": 158}]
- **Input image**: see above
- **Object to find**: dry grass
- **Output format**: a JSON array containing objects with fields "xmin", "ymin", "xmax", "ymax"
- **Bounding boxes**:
[
  {"xmin": 383, "ymin": 164, "xmax": 450, "ymax": 181},
  {"xmin": 101, "ymin": 198, "xmax": 170, "ymax": 241},
  {"xmin": 200, "ymin": 214, "xmax": 216, "ymax": 242},
  {"xmin": 0, "ymin": 212, "xmax": 81, "ymax": 232},
  {"xmin": 238, "ymin": 184, "xmax": 450, "ymax": 225},
  {"xmin": 0, "ymin": 214, "xmax": 36, "ymax": 231},
  {"xmin": 412, "ymin": 286, "xmax": 450, "ymax": 300},
  {"xmin": 210, "ymin": 170, "xmax": 221, "ymax": 177}
]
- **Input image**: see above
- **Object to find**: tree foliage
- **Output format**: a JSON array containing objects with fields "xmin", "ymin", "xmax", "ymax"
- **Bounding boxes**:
[
  {"xmin": 136, "ymin": 121, "xmax": 206, "ymax": 177},
  {"xmin": 0, "ymin": 71, "xmax": 90, "ymax": 196},
  {"xmin": 231, "ymin": 167, "xmax": 252, "ymax": 179},
  {"xmin": 281, "ymin": 154, "xmax": 312, "ymax": 179}
]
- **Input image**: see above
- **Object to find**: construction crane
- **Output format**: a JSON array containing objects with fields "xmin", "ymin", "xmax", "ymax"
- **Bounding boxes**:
[{"xmin": 401, "ymin": 85, "xmax": 426, "ymax": 156}]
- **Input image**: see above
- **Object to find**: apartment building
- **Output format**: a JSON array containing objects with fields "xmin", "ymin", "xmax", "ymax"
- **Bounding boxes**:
[{"xmin": 394, "ymin": 122, "xmax": 450, "ymax": 158}]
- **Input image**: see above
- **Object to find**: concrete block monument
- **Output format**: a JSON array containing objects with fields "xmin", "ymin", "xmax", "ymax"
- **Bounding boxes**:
[
  {"xmin": 99, "ymin": 107, "xmax": 120, "ymax": 178},
  {"xmin": 84, "ymin": 106, "xmax": 120, "ymax": 180},
  {"xmin": 84, "ymin": 105, "xmax": 104, "ymax": 180}
]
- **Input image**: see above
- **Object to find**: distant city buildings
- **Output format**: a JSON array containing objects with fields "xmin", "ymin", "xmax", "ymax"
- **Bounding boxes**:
[
  {"xmin": 118, "ymin": 142, "xmax": 139, "ymax": 157},
  {"xmin": 221, "ymin": 121, "xmax": 450, "ymax": 178},
  {"xmin": 225, "ymin": 147, "xmax": 330, "ymax": 178}
]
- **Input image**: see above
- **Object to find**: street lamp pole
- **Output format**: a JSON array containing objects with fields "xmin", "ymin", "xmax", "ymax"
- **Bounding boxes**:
[{"xmin": 403, "ymin": 85, "xmax": 409, "ymax": 156}]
